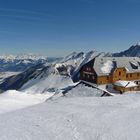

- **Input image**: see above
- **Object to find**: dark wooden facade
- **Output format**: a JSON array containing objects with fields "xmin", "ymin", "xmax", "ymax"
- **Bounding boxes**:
[{"xmin": 80, "ymin": 59, "xmax": 97, "ymax": 83}]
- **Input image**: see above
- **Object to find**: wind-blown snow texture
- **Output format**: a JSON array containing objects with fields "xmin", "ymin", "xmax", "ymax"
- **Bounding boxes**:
[
  {"xmin": 0, "ymin": 93, "xmax": 140, "ymax": 140},
  {"xmin": 0, "ymin": 90, "xmax": 53, "ymax": 114}
]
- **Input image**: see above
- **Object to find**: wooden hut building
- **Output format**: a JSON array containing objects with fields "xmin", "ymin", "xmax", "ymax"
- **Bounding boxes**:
[{"xmin": 80, "ymin": 57, "xmax": 140, "ymax": 92}]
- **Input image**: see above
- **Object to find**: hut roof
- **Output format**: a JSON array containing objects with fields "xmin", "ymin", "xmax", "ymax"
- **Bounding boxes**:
[{"xmin": 93, "ymin": 57, "xmax": 140, "ymax": 76}]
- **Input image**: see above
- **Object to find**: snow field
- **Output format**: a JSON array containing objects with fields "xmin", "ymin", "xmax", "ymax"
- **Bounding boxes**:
[
  {"xmin": 0, "ymin": 94, "xmax": 140, "ymax": 140},
  {"xmin": 0, "ymin": 90, "xmax": 54, "ymax": 114}
]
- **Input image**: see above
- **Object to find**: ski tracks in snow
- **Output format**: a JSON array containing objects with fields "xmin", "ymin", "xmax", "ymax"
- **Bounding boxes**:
[{"xmin": 66, "ymin": 114, "xmax": 80, "ymax": 140}]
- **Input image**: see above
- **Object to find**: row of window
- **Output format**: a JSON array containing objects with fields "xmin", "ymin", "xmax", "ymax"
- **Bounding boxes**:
[
  {"xmin": 85, "ymin": 67, "xmax": 91, "ymax": 71},
  {"xmin": 126, "ymin": 73, "xmax": 140, "ymax": 78},
  {"xmin": 117, "ymin": 71, "xmax": 124, "ymax": 76},
  {"xmin": 83, "ymin": 73, "xmax": 95, "ymax": 80},
  {"xmin": 82, "ymin": 71, "xmax": 140, "ymax": 82},
  {"xmin": 116, "ymin": 71, "xmax": 140, "ymax": 78}
]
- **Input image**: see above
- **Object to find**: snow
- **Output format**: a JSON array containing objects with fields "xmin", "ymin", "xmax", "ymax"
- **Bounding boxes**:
[
  {"xmin": 130, "ymin": 61, "xmax": 138, "ymax": 67},
  {"xmin": 1, "ymin": 51, "xmax": 140, "ymax": 139},
  {"xmin": 113, "ymin": 43, "xmax": 140, "ymax": 57},
  {"xmin": 0, "ymin": 94, "xmax": 140, "ymax": 140},
  {"xmin": 114, "ymin": 80, "xmax": 137, "ymax": 88},
  {"xmin": 0, "ymin": 72, "xmax": 140, "ymax": 140},
  {"xmin": 101, "ymin": 60, "xmax": 114, "ymax": 74},
  {"xmin": 0, "ymin": 90, "xmax": 53, "ymax": 114},
  {"xmin": 125, "ymin": 67, "xmax": 129, "ymax": 72},
  {"xmin": 55, "ymin": 63, "xmax": 65, "ymax": 69},
  {"xmin": 64, "ymin": 83, "xmax": 103, "ymax": 97},
  {"xmin": 136, "ymin": 42, "xmax": 140, "ymax": 46},
  {"xmin": 0, "ymin": 53, "xmax": 47, "ymax": 61},
  {"xmin": 21, "ymin": 75, "xmax": 74, "ymax": 94},
  {"xmin": 0, "ymin": 72, "xmax": 20, "ymax": 83},
  {"xmin": 0, "ymin": 53, "xmax": 48, "ymax": 72}
]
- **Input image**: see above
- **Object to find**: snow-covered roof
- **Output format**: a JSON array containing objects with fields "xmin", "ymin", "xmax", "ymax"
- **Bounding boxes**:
[
  {"xmin": 114, "ymin": 80, "xmax": 137, "ymax": 88},
  {"xmin": 93, "ymin": 57, "xmax": 140, "ymax": 76},
  {"xmin": 100, "ymin": 60, "xmax": 114, "ymax": 74}
]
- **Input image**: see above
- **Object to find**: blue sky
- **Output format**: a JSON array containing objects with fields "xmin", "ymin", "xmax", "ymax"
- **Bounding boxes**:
[{"xmin": 0, "ymin": 0, "xmax": 140, "ymax": 56}]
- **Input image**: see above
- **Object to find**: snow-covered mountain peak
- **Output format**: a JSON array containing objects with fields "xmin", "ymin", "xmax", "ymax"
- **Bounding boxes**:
[
  {"xmin": 135, "ymin": 42, "xmax": 140, "ymax": 46},
  {"xmin": 113, "ymin": 43, "xmax": 140, "ymax": 57},
  {"xmin": 63, "ymin": 51, "xmax": 84, "ymax": 62},
  {"xmin": 0, "ymin": 53, "xmax": 48, "ymax": 72},
  {"xmin": 0, "ymin": 53, "xmax": 47, "ymax": 61}
]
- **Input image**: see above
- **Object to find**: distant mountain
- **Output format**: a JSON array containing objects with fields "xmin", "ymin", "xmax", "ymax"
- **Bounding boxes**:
[
  {"xmin": 0, "ymin": 51, "xmax": 110, "ymax": 92},
  {"xmin": 113, "ymin": 43, "xmax": 140, "ymax": 57},
  {"xmin": 0, "ymin": 53, "xmax": 48, "ymax": 61},
  {"xmin": 2, "ymin": 43, "xmax": 140, "ymax": 93},
  {"xmin": 0, "ymin": 54, "xmax": 48, "ymax": 72}
]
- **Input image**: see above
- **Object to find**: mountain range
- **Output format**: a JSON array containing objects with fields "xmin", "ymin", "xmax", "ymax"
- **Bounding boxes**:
[
  {"xmin": 0, "ymin": 54, "xmax": 62, "ymax": 72},
  {"xmin": 113, "ymin": 43, "xmax": 140, "ymax": 57},
  {"xmin": 0, "ymin": 44, "xmax": 140, "ymax": 92}
]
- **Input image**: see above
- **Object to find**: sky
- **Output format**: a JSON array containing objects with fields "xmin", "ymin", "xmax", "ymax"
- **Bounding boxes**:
[{"xmin": 0, "ymin": 0, "xmax": 140, "ymax": 56}]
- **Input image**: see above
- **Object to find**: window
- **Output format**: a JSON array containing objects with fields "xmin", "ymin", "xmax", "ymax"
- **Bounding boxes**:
[
  {"xmin": 92, "ymin": 76, "xmax": 95, "ymax": 80},
  {"xmin": 119, "ymin": 72, "xmax": 121, "ymax": 76},
  {"xmin": 130, "ymin": 62, "xmax": 138, "ymax": 69},
  {"xmin": 126, "ymin": 74, "xmax": 128, "ymax": 78},
  {"xmin": 107, "ymin": 77, "xmax": 109, "ymax": 80},
  {"xmin": 138, "ymin": 62, "xmax": 140, "ymax": 66},
  {"xmin": 130, "ymin": 74, "xmax": 132, "ymax": 77},
  {"xmin": 137, "ymin": 73, "xmax": 140, "ymax": 77},
  {"xmin": 86, "ymin": 67, "xmax": 91, "ymax": 71},
  {"xmin": 99, "ymin": 81, "xmax": 102, "ymax": 84},
  {"xmin": 130, "ymin": 88, "xmax": 133, "ymax": 91},
  {"xmin": 83, "ymin": 73, "xmax": 85, "ymax": 78}
]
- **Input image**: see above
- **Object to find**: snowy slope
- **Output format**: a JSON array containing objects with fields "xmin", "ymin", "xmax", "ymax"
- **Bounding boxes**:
[
  {"xmin": 0, "ymin": 72, "xmax": 20, "ymax": 84},
  {"xmin": 0, "ymin": 80, "xmax": 103, "ymax": 114},
  {"xmin": 0, "ymin": 94, "xmax": 140, "ymax": 140},
  {"xmin": 21, "ymin": 75, "xmax": 74, "ymax": 94},
  {"xmin": 0, "ymin": 90, "xmax": 53, "ymax": 114},
  {"xmin": 1, "ymin": 50, "xmax": 140, "ymax": 140},
  {"xmin": 0, "ymin": 51, "xmax": 105, "ymax": 92},
  {"xmin": 65, "ymin": 83, "xmax": 103, "ymax": 97}
]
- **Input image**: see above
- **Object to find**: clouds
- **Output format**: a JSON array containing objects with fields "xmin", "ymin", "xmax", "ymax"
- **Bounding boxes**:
[
  {"xmin": 0, "ymin": 8, "xmax": 52, "ymax": 23},
  {"xmin": 0, "ymin": 8, "xmax": 50, "ymax": 17}
]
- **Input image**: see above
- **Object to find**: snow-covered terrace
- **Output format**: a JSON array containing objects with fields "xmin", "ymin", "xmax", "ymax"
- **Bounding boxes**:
[{"xmin": 114, "ymin": 80, "xmax": 138, "ymax": 88}]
